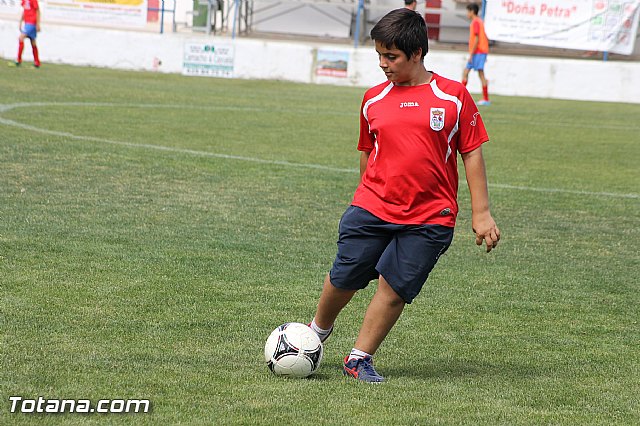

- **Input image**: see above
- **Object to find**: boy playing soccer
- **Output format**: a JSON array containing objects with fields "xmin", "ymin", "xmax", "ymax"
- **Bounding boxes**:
[
  {"xmin": 308, "ymin": 8, "xmax": 500, "ymax": 383},
  {"xmin": 13, "ymin": 0, "xmax": 41, "ymax": 67}
]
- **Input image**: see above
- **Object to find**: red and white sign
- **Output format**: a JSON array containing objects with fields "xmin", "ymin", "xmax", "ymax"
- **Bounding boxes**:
[{"xmin": 485, "ymin": 0, "xmax": 640, "ymax": 55}]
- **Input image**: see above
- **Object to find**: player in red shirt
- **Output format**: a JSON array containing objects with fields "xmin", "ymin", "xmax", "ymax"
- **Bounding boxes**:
[
  {"xmin": 12, "ymin": 0, "xmax": 41, "ymax": 67},
  {"xmin": 308, "ymin": 8, "xmax": 500, "ymax": 382}
]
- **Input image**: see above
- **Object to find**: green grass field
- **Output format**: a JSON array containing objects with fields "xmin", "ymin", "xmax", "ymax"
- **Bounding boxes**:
[{"xmin": 1, "ymin": 63, "xmax": 639, "ymax": 425}]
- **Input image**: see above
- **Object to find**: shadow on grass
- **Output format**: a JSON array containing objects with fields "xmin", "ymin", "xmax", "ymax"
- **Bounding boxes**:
[
  {"xmin": 383, "ymin": 357, "xmax": 542, "ymax": 380},
  {"xmin": 273, "ymin": 358, "xmax": 543, "ymax": 382}
]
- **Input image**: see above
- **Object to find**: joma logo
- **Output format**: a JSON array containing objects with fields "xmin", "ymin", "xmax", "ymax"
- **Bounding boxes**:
[{"xmin": 399, "ymin": 102, "xmax": 419, "ymax": 108}]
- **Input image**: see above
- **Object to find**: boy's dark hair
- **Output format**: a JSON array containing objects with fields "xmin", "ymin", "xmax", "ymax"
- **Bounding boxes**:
[
  {"xmin": 467, "ymin": 3, "xmax": 480, "ymax": 15},
  {"xmin": 404, "ymin": 0, "xmax": 416, "ymax": 5},
  {"xmin": 370, "ymin": 8, "xmax": 429, "ymax": 60}
]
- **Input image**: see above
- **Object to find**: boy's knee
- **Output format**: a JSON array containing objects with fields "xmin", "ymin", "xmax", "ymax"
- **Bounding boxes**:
[
  {"xmin": 377, "ymin": 282, "xmax": 406, "ymax": 307},
  {"xmin": 386, "ymin": 294, "xmax": 405, "ymax": 308}
]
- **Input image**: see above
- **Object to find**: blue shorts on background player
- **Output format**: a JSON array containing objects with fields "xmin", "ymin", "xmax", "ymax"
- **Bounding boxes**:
[
  {"xmin": 466, "ymin": 53, "xmax": 487, "ymax": 71},
  {"xmin": 22, "ymin": 23, "xmax": 38, "ymax": 40}
]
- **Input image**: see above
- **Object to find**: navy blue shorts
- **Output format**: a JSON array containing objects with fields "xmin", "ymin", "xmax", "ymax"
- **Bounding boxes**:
[{"xmin": 329, "ymin": 206, "xmax": 454, "ymax": 303}]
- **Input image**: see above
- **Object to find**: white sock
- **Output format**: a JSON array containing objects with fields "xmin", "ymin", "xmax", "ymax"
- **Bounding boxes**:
[
  {"xmin": 347, "ymin": 348, "xmax": 371, "ymax": 362},
  {"xmin": 310, "ymin": 319, "xmax": 332, "ymax": 340}
]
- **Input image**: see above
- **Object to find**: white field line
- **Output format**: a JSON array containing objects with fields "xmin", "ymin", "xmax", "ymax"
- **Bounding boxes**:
[
  {"xmin": 487, "ymin": 183, "xmax": 638, "ymax": 199},
  {"xmin": 487, "ymin": 118, "xmax": 640, "ymax": 132},
  {"xmin": 1, "ymin": 102, "xmax": 638, "ymax": 200},
  {"xmin": 0, "ymin": 113, "xmax": 356, "ymax": 174}
]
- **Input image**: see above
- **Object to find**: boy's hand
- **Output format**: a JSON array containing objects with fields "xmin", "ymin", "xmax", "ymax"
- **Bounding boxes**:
[{"xmin": 472, "ymin": 213, "xmax": 500, "ymax": 253}]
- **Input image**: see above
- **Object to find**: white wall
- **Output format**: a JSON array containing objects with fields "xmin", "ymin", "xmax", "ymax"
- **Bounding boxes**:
[{"xmin": 1, "ymin": 18, "xmax": 639, "ymax": 104}]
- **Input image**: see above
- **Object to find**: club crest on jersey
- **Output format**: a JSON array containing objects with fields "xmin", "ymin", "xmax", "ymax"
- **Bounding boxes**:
[{"xmin": 430, "ymin": 108, "xmax": 445, "ymax": 131}]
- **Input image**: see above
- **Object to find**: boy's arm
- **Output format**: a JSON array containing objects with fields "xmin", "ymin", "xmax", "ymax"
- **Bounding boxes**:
[
  {"xmin": 468, "ymin": 21, "xmax": 479, "ymax": 62},
  {"xmin": 36, "ymin": 9, "xmax": 41, "ymax": 31},
  {"xmin": 461, "ymin": 146, "xmax": 500, "ymax": 252},
  {"xmin": 359, "ymin": 151, "xmax": 371, "ymax": 179},
  {"xmin": 468, "ymin": 35, "xmax": 478, "ymax": 62}
]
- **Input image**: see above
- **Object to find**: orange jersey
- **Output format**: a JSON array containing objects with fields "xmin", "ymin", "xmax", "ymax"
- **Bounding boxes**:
[{"xmin": 469, "ymin": 17, "xmax": 489, "ymax": 54}]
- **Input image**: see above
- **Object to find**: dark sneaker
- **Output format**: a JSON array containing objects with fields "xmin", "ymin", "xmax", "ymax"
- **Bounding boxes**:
[
  {"xmin": 307, "ymin": 322, "xmax": 333, "ymax": 343},
  {"xmin": 343, "ymin": 355, "xmax": 384, "ymax": 383}
]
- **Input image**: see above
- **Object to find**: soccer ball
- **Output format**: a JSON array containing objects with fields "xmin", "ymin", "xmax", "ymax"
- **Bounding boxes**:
[{"xmin": 264, "ymin": 322, "xmax": 323, "ymax": 378}]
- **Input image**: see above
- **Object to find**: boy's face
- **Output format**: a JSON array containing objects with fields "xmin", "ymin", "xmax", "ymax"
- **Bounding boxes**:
[{"xmin": 375, "ymin": 41, "xmax": 422, "ymax": 85}]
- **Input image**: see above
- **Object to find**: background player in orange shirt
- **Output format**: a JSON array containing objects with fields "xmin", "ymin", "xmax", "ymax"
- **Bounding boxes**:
[{"xmin": 462, "ymin": 3, "xmax": 490, "ymax": 105}]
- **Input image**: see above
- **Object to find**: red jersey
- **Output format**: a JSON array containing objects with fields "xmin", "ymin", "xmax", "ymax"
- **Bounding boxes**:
[
  {"xmin": 22, "ymin": 0, "xmax": 39, "ymax": 25},
  {"xmin": 352, "ymin": 72, "xmax": 489, "ymax": 227}
]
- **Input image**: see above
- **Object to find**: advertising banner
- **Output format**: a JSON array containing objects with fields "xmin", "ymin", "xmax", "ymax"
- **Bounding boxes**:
[
  {"xmin": 485, "ymin": 0, "xmax": 640, "ymax": 55},
  {"xmin": 0, "ymin": 0, "xmax": 21, "ymax": 15},
  {"xmin": 182, "ymin": 42, "xmax": 235, "ymax": 78},
  {"xmin": 315, "ymin": 49, "xmax": 349, "ymax": 78},
  {"xmin": 43, "ymin": 0, "xmax": 148, "ymax": 28},
  {"xmin": 0, "ymin": 0, "xmax": 148, "ymax": 28}
]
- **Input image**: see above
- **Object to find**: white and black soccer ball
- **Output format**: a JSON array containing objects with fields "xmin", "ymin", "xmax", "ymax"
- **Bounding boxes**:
[{"xmin": 264, "ymin": 322, "xmax": 323, "ymax": 378}]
